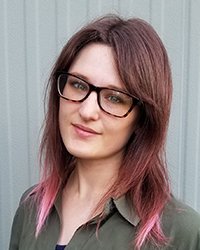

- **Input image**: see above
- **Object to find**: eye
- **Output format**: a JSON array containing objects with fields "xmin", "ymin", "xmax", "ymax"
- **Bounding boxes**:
[
  {"xmin": 70, "ymin": 81, "xmax": 88, "ymax": 91},
  {"xmin": 102, "ymin": 89, "xmax": 132, "ymax": 107},
  {"xmin": 107, "ymin": 95, "xmax": 123, "ymax": 104}
]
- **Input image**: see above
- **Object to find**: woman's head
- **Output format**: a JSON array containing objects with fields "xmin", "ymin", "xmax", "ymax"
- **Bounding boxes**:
[
  {"xmin": 58, "ymin": 43, "xmax": 140, "ymax": 162},
  {"xmin": 39, "ymin": 15, "xmax": 172, "ymax": 249},
  {"xmin": 45, "ymin": 14, "xmax": 172, "ymax": 171}
]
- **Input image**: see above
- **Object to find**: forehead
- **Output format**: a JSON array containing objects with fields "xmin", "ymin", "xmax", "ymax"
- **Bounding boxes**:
[{"xmin": 68, "ymin": 43, "xmax": 125, "ymax": 89}]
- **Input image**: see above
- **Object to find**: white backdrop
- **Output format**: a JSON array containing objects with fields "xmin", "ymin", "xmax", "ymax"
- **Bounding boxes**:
[{"xmin": 1, "ymin": 1, "xmax": 200, "ymax": 249}]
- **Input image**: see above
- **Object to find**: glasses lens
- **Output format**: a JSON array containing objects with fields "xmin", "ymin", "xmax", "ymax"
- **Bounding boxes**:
[
  {"xmin": 100, "ymin": 89, "xmax": 133, "ymax": 117},
  {"xmin": 58, "ymin": 74, "xmax": 89, "ymax": 101}
]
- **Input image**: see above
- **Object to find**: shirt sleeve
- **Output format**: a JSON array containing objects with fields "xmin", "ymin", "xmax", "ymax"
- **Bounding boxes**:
[
  {"xmin": 9, "ymin": 203, "xmax": 25, "ymax": 250},
  {"xmin": 162, "ymin": 198, "xmax": 200, "ymax": 250},
  {"xmin": 181, "ymin": 225, "xmax": 200, "ymax": 250},
  {"xmin": 175, "ymin": 208, "xmax": 200, "ymax": 250},
  {"xmin": 9, "ymin": 186, "xmax": 36, "ymax": 250}
]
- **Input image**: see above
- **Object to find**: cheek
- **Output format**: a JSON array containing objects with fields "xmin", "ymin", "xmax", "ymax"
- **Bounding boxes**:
[
  {"xmin": 119, "ymin": 124, "xmax": 135, "ymax": 146},
  {"xmin": 58, "ymin": 100, "xmax": 71, "ymax": 135},
  {"xmin": 59, "ymin": 102, "xmax": 66, "ymax": 129},
  {"xmin": 119, "ymin": 113, "xmax": 138, "ymax": 144},
  {"xmin": 59, "ymin": 100, "xmax": 75, "ymax": 122},
  {"xmin": 104, "ymin": 116, "xmax": 136, "ymax": 150}
]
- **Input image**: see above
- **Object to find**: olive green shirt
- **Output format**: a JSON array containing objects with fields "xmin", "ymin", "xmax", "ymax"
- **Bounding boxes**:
[{"xmin": 9, "ymin": 189, "xmax": 200, "ymax": 250}]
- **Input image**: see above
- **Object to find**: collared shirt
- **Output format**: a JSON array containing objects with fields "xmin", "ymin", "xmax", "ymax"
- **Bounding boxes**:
[{"xmin": 9, "ymin": 188, "xmax": 200, "ymax": 250}]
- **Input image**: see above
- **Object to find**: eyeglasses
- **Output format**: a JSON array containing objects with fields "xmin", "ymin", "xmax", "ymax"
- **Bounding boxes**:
[{"xmin": 57, "ymin": 73, "xmax": 141, "ymax": 118}]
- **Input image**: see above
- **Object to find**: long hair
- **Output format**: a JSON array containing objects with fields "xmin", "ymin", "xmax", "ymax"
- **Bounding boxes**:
[{"xmin": 32, "ymin": 15, "xmax": 172, "ymax": 249}]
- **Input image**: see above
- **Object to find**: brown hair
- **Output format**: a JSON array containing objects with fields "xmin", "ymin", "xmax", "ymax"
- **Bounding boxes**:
[{"xmin": 35, "ymin": 15, "xmax": 172, "ymax": 249}]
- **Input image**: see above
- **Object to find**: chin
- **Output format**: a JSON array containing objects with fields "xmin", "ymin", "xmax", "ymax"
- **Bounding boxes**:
[{"xmin": 66, "ymin": 146, "xmax": 94, "ymax": 159}]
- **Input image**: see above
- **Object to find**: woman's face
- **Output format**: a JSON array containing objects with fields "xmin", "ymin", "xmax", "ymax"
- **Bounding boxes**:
[{"xmin": 59, "ymin": 43, "xmax": 139, "ymax": 162}]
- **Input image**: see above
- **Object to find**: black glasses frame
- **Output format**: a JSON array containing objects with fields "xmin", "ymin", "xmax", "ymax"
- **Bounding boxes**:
[{"xmin": 57, "ymin": 72, "xmax": 142, "ymax": 118}]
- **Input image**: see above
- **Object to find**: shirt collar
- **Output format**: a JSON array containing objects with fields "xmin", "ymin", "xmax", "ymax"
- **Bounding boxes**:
[
  {"xmin": 54, "ymin": 190, "xmax": 62, "ymax": 215},
  {"xmin": 54, "ymin": 191, "xmax": 140, "ymax": 227},
  {"xmin": 113, "ymin": 195, "xmax": 140, "ymax": 226}
]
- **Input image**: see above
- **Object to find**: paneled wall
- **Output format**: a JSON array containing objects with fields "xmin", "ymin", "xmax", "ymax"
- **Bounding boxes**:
[{"xmin": 0, "ymin": 1, "xmax": 200, "ymax": 249}]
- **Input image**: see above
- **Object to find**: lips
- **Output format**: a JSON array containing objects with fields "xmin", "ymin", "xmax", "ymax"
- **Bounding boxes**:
[{"xmin": 72, "ymin": 123, "xmax": 101, "ymax": 135}]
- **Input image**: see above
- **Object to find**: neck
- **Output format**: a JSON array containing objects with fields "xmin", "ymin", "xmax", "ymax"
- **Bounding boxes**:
[{"xmin": 66, "ymin": 155, "xmax": 122, "ymax": 200}]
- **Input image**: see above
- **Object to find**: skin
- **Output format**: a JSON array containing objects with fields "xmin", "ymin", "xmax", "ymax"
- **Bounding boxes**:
[
  {"xmin": 58, "ymin": 43, "xmax": 139, "ymax": 244},
  {"xmin": 59, "ymin": 43, "xmax": 138, "ymax": 165}
]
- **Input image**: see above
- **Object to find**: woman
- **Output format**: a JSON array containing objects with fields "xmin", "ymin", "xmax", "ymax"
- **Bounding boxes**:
[{"xmin": 9, "ymin": 15, "xmax": 200, "ymax": 250}]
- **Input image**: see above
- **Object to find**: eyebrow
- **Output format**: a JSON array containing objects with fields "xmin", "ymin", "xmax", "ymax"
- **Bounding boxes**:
[
  {"xmin": 69, "ymin": 71, "xmax": 127, "ymax": 92},
  {"xmin": 69, "ymin": 72, "xmax": 90, "ymax": 82}
]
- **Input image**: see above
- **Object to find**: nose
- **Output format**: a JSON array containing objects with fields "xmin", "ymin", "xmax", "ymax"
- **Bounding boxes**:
[{"xmin": 78, "ymin": 92, "xmax": 100, "ymax": 121}]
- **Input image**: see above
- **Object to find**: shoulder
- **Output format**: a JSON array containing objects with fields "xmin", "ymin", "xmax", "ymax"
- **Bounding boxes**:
[
  {"xmin": 9, "ymin": 186, "xmax": 39, "ymax": 250},
  {"xmin": 12, "ymin": 185, "xmax": 39, "ymax": 224},
  {"xmin": 162, "ymin": 196, "xmax": 200, "ymax": 249},
  {"xmin": 12, "ymin": 185, "xmax": 40, "ymax": 230},
  {"xmin": 163, "ymin": 196, "xmax": 200, "ymax": 229},
  {"xmin": 19, "ymin": 185, "xmax": 38, "ymax": 203}
]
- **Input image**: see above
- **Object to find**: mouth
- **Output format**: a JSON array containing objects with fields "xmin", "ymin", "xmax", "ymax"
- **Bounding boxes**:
[{"xmin": 72, "ymin": 124, "xmax": 101, "ymax": 135}]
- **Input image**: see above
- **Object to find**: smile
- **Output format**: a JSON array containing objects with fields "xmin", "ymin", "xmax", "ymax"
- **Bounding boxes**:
[{"xmin": 72, "ymin": 124, "xmax": 101, "ymax": 136}]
